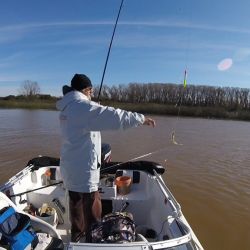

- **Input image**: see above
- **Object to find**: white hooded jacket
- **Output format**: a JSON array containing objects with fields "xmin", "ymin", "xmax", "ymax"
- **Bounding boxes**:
[{"xmin": 56, "ymin": 90, "xmax": 145, "ymax": 193}]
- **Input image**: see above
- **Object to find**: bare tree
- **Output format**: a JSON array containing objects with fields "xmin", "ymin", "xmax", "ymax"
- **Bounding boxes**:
[{"xmin": 19, "ymin": 80, "xmax": 41, "ymax": 96}]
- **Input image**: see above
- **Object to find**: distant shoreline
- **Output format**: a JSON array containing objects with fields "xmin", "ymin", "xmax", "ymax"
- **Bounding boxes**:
[
  {"xmin": 0, "ymin": 100, "xmax": 56, "ymax": 110},
  {"xmin": 1, "ymin": 99, "xmax": 250, "ymax": 121}
]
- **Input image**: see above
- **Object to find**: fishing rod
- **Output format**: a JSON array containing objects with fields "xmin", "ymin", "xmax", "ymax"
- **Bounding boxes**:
[
  {"xmin": 97, "ymin": 0, "xmax": 125, "ymax": 102},
  {"xmin": 100, "ymin": 146, "xmax": 169, "ymax": 174},
  {"xmin": 9, "ymin": 181, "xmax": 63, "ymax": 198}
]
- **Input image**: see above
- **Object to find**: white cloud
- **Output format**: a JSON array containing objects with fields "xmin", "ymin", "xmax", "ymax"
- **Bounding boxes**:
[
  {"xmin": 0, "ymin": 19, "xmax": 248, "ymax": 55},
  {"xmin": 0, "ymin": 19, "xmax": 250, "ymax": 41}
]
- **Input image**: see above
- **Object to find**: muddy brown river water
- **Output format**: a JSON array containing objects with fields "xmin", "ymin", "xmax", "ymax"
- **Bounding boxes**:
[{"xmin": 0, "ymin": 109, "xmax": 249, "ymax": 250}]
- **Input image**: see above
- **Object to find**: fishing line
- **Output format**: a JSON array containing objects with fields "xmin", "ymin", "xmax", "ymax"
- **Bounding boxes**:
[
  {"xmin": 170, "ymin": 71, "xmax": 186, "ymax": 146},
  {"xmin": 170, "ymin": 4, "xmax": 192, "ymax": 146},
  {"xmin": 97, "ymin": 0, "xmax": 125, "ymax": 102}
]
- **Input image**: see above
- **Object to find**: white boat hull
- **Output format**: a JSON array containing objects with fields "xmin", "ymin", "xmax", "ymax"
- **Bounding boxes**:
[{"xmin": 0, "ymin": 158, "xmax": 203, "ymax": 250}]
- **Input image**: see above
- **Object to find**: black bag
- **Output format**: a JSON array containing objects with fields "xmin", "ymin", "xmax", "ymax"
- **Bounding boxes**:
[{"xmin": 90, "ymin": 212, "xmax": 136, "ymax": 243}]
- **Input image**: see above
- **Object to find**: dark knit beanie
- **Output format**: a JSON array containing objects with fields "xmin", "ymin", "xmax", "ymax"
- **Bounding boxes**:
[
  {"xmin": 71, "ymin": 73, "xmax": 92, "ymax": 91},
  {"xmin": 62, "ymin": 85, "xmax": 73, "ymax": 95}
]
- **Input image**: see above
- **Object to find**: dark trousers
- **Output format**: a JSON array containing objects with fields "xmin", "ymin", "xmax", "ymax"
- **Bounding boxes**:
[{"xmin": 68, "ymin": 190, "xmax": 102, "ymax": 242}]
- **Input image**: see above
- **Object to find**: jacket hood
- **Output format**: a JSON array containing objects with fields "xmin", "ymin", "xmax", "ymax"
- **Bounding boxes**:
[{"xmin": 56, "ymin": 90, "xmax": 88, "ymax": 111}]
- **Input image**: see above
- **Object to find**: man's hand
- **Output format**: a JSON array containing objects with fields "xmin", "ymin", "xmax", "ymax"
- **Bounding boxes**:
[{"xmin": 143, "ymin": 117, "xmax": 156, "ymax": 127}]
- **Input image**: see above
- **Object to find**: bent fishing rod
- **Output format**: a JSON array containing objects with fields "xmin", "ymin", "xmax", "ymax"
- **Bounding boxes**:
[
  {"xmin": 100, "ymin": 146, "xmax": 169, "ymax": 174},
  {"xmin": 97, "ymin": 0, "xmax": 124, "ymax": 102}
]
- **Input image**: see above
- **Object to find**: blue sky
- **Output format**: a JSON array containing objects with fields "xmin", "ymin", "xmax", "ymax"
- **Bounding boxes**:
[{"xmin": 1, "ymin": 0, "xmax": 250, "ymax": 97}]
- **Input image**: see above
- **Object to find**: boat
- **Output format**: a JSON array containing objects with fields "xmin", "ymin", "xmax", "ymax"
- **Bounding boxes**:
[{"xmin": 0, "ymin": 143, "xmax": 203, "ymax": 249}]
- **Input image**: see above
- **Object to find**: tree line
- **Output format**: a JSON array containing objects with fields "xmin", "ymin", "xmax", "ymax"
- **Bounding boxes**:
[
  {"xmin": 94, "ymin": 83, "xmax": 250, "ymax": 111},
  {"xmin": 2, "ymin": 80, "xmax": 250, "ymax": 112},
  {"xmin": 0, "ymin": 80, "xmax": 57, "ymax": 101}
]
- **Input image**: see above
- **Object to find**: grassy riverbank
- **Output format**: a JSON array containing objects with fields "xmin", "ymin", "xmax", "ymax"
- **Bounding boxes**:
[
  {"xmin": 106, "ymin": 102, "xmax": 250, "ymax": 121},
  {"xmin": 0, "ymin": 99, "xmax": 56, "ymax": 110},
  {"xmin": 1, "ymin": 99, "xmax": 250, "ymax": 121}
]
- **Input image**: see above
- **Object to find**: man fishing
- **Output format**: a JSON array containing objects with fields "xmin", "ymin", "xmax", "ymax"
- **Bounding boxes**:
[{"xmin": 56, "ymin": 73, "xmax": 155, "ymax": 242}]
